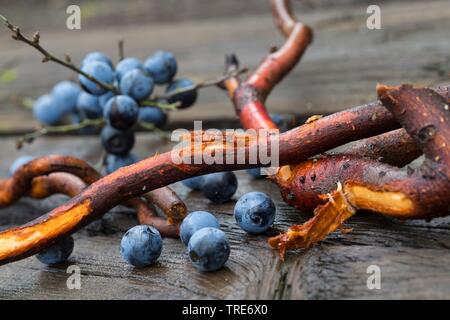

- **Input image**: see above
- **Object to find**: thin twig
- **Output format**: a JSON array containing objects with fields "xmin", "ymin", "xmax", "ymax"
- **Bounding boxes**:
[
  {"xmin": 138, "ymin": 121, "xmax": 171, "ymax": 139},
  {"xmin": 16, "ymin": 118, "xmax": 105, "ymax": 149},
  {"xmin": 0, "ymin": 15, "xmax": 118, "ymax": 94},
  {"xmin": 140, "ymin": 100, "xmax": 181, "ymax": 111},
  {"xmin": 145, "ymin": 67, "xmax": 248, "ymax": 103},
  {"xmin": 118, "ymin": 39, "xmax": 125, "ymax": 62}
]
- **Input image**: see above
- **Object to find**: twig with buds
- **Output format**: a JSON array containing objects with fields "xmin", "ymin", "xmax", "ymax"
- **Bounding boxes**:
[{"xmin": 0, "ymin": 14, "xmax": 119, "ymax": 94}]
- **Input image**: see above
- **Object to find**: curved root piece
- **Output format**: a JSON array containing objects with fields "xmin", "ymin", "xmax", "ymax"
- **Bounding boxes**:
[
  {"xmin": 270, "ymin": 0, "xmax": 298, "ymax": 37},
  {"xmin": 0, "ymin": 156, "xmax": 184, "ymax": 246},
  {"xmin": 0, "ymin": 121, "xmax": 415, "ymax": 265},
  {"xmin": 0, "ymin": 155, "xmax": 186, "ymax": 226},
  {"xmin": 0, "ymin": 155, "xmax": 101, "ymax": 207},
  {"xmin": 29, "ymin": 173, "xmax": 179, "ymax": 238},
  {"xmin": 0, "ymin": 82, "xmax": 448, "ymax": 264},
  {"xmin": 144, "ymin": 187, "xmax": 187, "ymax": 225},
  {"xmin": 270, "ymin": 84, "xmax": 450, "ymax": 257},
  {"xmin": 274, "ymin": 129, "xmax": 422, "ymax": 213},
  {"xmin": 135, "ymin": 200, "xmax": 179, "ymax": 238},
  {"xmin": 339, "ymin": 128, "xmax": 420, "ymax": 167},
  {"xmin": 269, "ymin": 183, "xmax": 356, "ymax": 259},
  {"xmin": 30, "ymin": 172, "xmax": 87, "ymax": 199},
  {"xmin": 224, "ymin": 0, "xmax": 312, "ymax": 130}
]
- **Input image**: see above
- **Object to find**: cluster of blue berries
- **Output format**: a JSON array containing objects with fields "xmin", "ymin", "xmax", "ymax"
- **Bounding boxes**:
[
  {"xmin": 116, "ymin": 190, "xmax": 276, "ymax": 273},
  {"xmin": 30, "ymin": 188, "xmax": 275, "ymax": 269},
  {"xmin": 118, "ymin": 211, "xmax": 230, "ymax": 272},
  {"xmin": 180, "ymin": 211, "xmax": 229, "ymax": 272},
  {"xmin": 32, "ymin": 50, "xmax": 197, "ymax": 174}
]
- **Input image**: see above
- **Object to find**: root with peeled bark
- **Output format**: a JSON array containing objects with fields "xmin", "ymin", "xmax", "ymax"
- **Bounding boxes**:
[
  {"xmin": 224, "ymin": 0, "xmax": 449, "ymax": 258},
  {"xmin": 269, "ymin": 85, "xmax": 450, "ymax": 257},
  {"xmin": 0, "ymin": 156, "xmax": 184, "ymax": 238},
  {"xmin": 0, "ymin": 0, "xmax": 449, "ymax": 265},
  {"xmin": 29, "ymin": 172, "xmax": 179, "ymax": 238}
]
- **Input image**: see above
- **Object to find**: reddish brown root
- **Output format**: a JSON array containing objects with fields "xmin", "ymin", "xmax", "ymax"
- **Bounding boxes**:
[
  {"xmin": 144, "ymin": 187, "xmax": 187, "ymax": 225},
  {"xmin": 28, "ymin": 172, "xmax": 179, "ymax": 238},
  {"xmin": 29, "ymin": 172, "xmax": 87, "ymax": 199},
  {"xmin": 269, "ymin": 84, "xmax": 450, "ymax": 256},
  {"xmin": 222, "ymin": 0, "xmax": 312, "ymax": 131},
  {"xmin": 338, "ymin": 128, "xmax": 420, "ymax": 167},
  {"xmin": 221, "ymin": 0, "xmax": 449, "ymax": 258},
  {"xmin": 0, "ymin": 155, "xmax": 100, "ymax": 207},
  {"xmin": 135, "ymin": 200, "xmax": 179, "ymax": 238},
  {"xmin": 0, "ymin": 0, "xmax": 449, "ymax": 265},
  {"xmin": 270, "ymin": 0, "xmax": 298, "ymax": 37},
  {"xmin": 0, "ymin": 155, "xmax": 186, "ymax": 225},
  {"xmin": 274, "ymin": 129, "xmax": 421, "ymax": 212}
]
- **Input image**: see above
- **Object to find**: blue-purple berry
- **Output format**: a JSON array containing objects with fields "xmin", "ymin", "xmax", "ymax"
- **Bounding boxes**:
[
  {"xmin": 138, "ymin": 106, "xmax": 167, "ymax": 127},
  {"xmin": 234, "ymin": 191, "xmax": 276, "ymax": 234},
  {"xmin": 144, "ymin": 51, "xmax": 177, "ymax": 85},
  {"xmin": 120, "ymin": 69, "xmax": 154, "ymax": 101},
  {"xmin": 115, "ymin": 57, "xmax": 144, "ymax": 81},
  {"xmin": 79, "ymin": 61, "xmax": 114, "ymax": 95},
  {"xmin": 32, "ymin": 94, "xmax": 65, "ymax": 125},
  {"xmin": 100, "ymin": 125, "xmax": 135, "ymax": 156},
  {"xmin": 51, "ymin": 81, "xmax": 81, "ymax": 113},
  {"xmin": 36, "ymin": 236, "xmax": 74, "ymax": 265},
  {"xmin": 76, "ymin": 91, "xmax": 102, "ymax": 118},
  {"xmin": 120, "ymin": 225, "xmax": 162, "ymax": 268},
  {"xmin": 202, "ymin": 172, "xmax": 238, "ymax": 204},
  {"xmin": 103, "ymin": 95, "xmax": 139, "ymax": 130},
  {"xmin": 179, "ymin": 211, "xmax": 220, "ymax": 246},
  {"xmin": 81, "ymin": 51, "xmax": 113, "ymax": 68},
  {"xmin": 188, "ymin": 227, "xmax": 230, "ymax": 272},
  {"xmin": 166, "ymin": 78, "xmax": 197, "ymax": 109}
]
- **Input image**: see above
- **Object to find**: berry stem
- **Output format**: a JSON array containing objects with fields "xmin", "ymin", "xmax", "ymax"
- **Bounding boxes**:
[
  {"xmin": 0, "ymin": 156, "xmax": 181, "ymax": 238},
  {"xmin": 0, "ymin": 15, "xmax": 119, "ymax": 94},
  {"xmin": 144, "ymin": 67, "xmax": 248, "ymax": 105},
  {"xmin": 138, "ymin": 121, "xmax": 171, "ymax": 139},
  {"xmin": 118, "ymin": 39, "xmax": 125, "ymax": 62},
  {"xmin": 16, "ymin": 118, "xmax": 105, "ymax": 149},
  {"xmin": 140, "ymin": 100, "xmax": 181, "ymax": 111}
]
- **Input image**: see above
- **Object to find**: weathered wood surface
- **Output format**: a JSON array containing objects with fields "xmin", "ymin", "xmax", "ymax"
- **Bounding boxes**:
[
  {"xmin": 1, "ymin": 0, "xmax": 450, "ymax": 300},
  {"xmin": 1, "ymin": 0, "xmax": 450, "ymax": 132},
  {"xmin": 1, "ymin": 135, "xmax": 450, "ymax": 299}
]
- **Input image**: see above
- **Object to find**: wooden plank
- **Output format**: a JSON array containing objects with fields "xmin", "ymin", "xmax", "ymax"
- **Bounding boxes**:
[
  {"xmin": 1, "ymin": 0, "xmax": 450, "ymax": 132},
  {"xmin": 1, "ymin": 135, "xmax": 450, "ymax": 299}
]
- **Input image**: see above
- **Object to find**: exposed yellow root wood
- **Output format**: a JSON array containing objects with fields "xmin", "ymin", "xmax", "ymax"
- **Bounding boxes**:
[
  {"xmin": 345, "ymin": 183, "xmax": 414, "ymax": 218},
  {"xmin": 276, "ymin": 165, "xmax": 293, "ymax": 181},
  {"xmin": 0, "ymin": 199, "xmax": 92, "ymax": 260}
]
